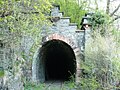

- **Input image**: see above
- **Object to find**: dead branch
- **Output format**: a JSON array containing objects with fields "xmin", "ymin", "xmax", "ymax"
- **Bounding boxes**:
[{"xmin": 110, "ymin": 4, "xmax": 120, "ymax": 16}]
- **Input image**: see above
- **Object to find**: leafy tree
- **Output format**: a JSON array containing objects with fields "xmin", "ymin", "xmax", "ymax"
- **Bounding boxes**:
[
  {"xmin": 90, "ymin": 11, "xmax": 111, "ymax": 36},
  {"xmin": 0, "ymin": 0, "xmax": 52, "ymax": 44},
  {"xmin": 53, "ymin": 0, "xmax": 86, "ymax": 28},
  {"xmin": 0, "ymin": 0, "xmax": 52, "ymax": 88}
]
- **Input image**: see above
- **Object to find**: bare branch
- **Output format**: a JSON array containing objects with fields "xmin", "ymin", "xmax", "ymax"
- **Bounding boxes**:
[
  {"xmin": 110, "ymin": 4, "xmax": 120, "ymax": 16},
  {"xmin": 106, "ymin": 0, "xmax": 110, "ymax": 14},
  {"xmin": 110, "ymin": 0, "xmax": 116, "ymax": 2},
  {"xmin": 110, "ymin": 15, "xmax": 120, "ymax": 23}
]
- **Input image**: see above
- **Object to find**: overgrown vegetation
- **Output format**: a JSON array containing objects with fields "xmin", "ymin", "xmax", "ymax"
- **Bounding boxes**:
[
  {"xmin": 0, "ymin": 0, "xmax": 120, "ymax": 89},
  {"xmin": 0, "ymin": 0, "xmax": 52, "ymax": 45},
  {"xmin": 77, "ymin": 4, "xmax": 120, "ymax": 88},
  {"xmin": 53, "ymin": 0, "xmax": 86, "ymax": 28},
  {"xmin": 80, "ymin": 31, "xmax": 120, "ymax": 89},
  {"xmin": 24, "ymin": 80, "xmax": 77, "ymax": 90},
  {"xmin": 0, "ymin": 70, "xmax": 4, "ymax": 77},
  {"xmin": 91, "ymin": 11, "xmax": 111, "ymax": 35},
  {"xmin": 0, "ymin": 0, "xmax": 52, "ymax": 89}
]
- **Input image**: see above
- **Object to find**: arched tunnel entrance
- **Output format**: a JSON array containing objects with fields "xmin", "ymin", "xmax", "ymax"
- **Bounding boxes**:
[{"xmin": 40, "ymin": 39, "xmax": 76, "ymax": 82}]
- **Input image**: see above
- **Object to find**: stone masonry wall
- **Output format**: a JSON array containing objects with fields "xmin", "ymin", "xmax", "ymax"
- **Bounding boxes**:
[
  {"xmin": 0, "ymin": 5, "xmax": 86, "ymax": 89},
  {"xmin": 32, "ymin": 5, "xmax": 85, "ymax": 83}
]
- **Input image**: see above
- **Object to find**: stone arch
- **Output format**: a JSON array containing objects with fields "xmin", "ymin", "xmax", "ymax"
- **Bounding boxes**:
[{"xmin": 32, "ymin": 33, "xmax": 80, "ymax": 83}]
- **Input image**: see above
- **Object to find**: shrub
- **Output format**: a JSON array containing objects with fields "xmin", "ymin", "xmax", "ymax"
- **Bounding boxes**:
[{"xmin": 80, "ymin": 31, "xmax": 120, "ymax": 89}]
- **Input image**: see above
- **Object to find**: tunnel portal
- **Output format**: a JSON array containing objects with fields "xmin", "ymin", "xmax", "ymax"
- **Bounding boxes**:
[{"xmin": 40, "ymin": 40, "xmax": 76, "ymax": 82}]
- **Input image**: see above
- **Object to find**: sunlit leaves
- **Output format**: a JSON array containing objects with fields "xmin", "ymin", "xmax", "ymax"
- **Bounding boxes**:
[
  {"xmin": 54, "ymin": 0, "xmax": 86, "ymax": 28},
  {"xmin": 1, "ymin": 0, "xmax": 52, "ymax": 39}
]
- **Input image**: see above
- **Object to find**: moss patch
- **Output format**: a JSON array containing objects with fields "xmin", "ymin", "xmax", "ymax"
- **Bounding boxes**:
[{"xmin": 0, "ymin": 70, "xmax": 4, "ymax": 77}]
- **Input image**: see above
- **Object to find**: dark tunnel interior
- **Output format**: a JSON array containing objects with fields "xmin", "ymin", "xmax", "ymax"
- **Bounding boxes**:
[{"xmin": 40, "ymin": 40, "xmax": 76, "ymax": 82}]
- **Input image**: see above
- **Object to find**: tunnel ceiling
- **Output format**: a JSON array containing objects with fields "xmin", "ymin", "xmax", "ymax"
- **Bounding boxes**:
[{"xmin": 40, "ymin": 39, "xmax": 76, "ymax": 81}]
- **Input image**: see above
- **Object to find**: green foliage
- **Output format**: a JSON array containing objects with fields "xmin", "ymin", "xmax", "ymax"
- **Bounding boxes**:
[
  {"xmin": 0, "ymin": 0, "xmax": 52, "ymax": 42},
  {"xmin": 91, "ymin": 11, "xmax": 111, "ymax": 35},
  {"xmin": 91, "ymin": 11, "xmax": 110, "ymax": 26},
  {"xmin": 111, "ymin": 28, "xmax": 120, "ymax": 45},
  {"xmin": 79, "ymin": 78, "xmax": 100, "ymax": 90},
  {"xmin": 24, "ymin": 82, "xmax": 46, "ymax": 90},
  {"xmin": 24, "ymin": 81, "xmax": 77, "ymax": 90},
  {"xmin": 53, "ymin": 0, "xmax": 86, "ymax": 28},
  {"xmin": 0, "ymin": 70, "xmax": 4, "ymax": 77},
  {"xmin": 0, "ymin": 0, "xmax": 52, "ymax": 66},
  {"xmin": 1, "ymin": 1, "xmax": 120, "ymax": 89},
  {"xmin": 0, "ymin": 0, "xmax": 52, "ymax": 87},
  {"xmin": 80, "ymin": 31, "xmax": 120, "ymax": 89}
]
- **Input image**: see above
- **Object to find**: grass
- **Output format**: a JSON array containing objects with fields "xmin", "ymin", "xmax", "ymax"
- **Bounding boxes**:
[
  {"xmin": 0, "ymin": 70, "xmax": 4, "ymax": 77},
  {"xmin": 24, "ymin": 81, "xmax": 76, "ymax": 90}
]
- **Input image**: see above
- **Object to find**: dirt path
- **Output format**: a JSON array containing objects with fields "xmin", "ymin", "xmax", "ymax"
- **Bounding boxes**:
[
  {"xmin": 44, "ymin": 80, "xmax": 64, "ymax": 90},
  {"xmin": 43, "ymin": 80, "xmax": 77, "ymax": 90}
]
